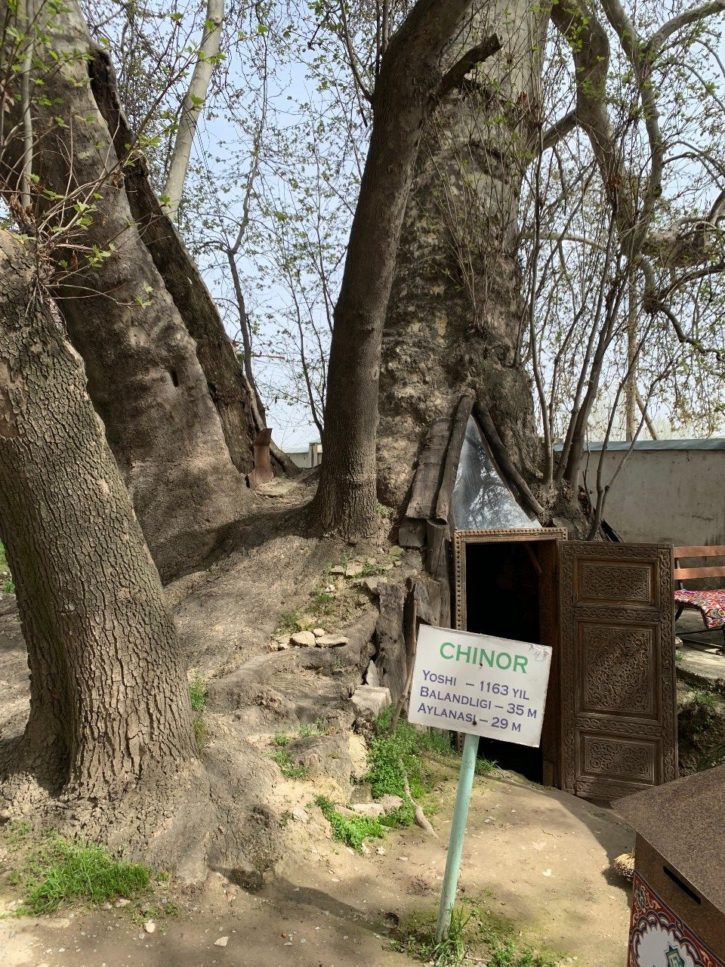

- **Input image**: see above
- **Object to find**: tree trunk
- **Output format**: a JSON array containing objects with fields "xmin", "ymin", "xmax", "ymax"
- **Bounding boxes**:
[
  {"xmin": 0, "ymin": 231, "xmax": 195, "ymax": 797},
  {"xmin": 311, "ymin": 0, "xmax": 498, "ymax": 539},
  {"xmin": 0, "ymin": 0, "xmax": 248, "ymax": 579},
  {"xmin": 378, "ymin": 1, "xmax": 548, "ymax": 513},
  {"xmin": 162, "ymin": 0, "xmax": 224, "ymax": 221},
  {"xmin": 87, "ymin": 45, "xmax": 296, "ymax": 479}
]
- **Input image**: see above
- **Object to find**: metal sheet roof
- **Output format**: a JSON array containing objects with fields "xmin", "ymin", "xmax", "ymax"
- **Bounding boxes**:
[{"xmin": 553, "ymin": 438, "xmax": 725, "ymax": 453}]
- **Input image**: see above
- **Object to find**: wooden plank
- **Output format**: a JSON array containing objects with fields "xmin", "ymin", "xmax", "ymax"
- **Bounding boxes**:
[
  {"xmin": 425, "ymin": 519, "xmax": 449, "ymax": 577},
  {"xmin": 398, "ymin": 517, "xmax": 426, "ymax": 549},
  {"xmin": 674, "ymin": 565, "xmax": 725, "ymax": 580},
  {"xmin": 435, "ymin": 393, "xmax": 474, "ymax": 524},
  {"xmin": 673, "ymin": 545, "xmax": 725, "ymax": 558},
  {"xmin": 405, "ymin": 417, "xmax": 451, "ymax": 519}
]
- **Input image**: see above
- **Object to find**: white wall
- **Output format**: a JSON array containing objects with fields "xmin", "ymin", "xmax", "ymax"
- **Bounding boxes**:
[{"xmin": 582, "ymin": 446, "xmax": 724, "ymax": 546}]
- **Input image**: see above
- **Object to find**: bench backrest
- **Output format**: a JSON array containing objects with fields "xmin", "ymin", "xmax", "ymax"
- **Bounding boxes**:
[{"xmin": 673, "ymin": 545, "xmax": 725, "ymax": 588}]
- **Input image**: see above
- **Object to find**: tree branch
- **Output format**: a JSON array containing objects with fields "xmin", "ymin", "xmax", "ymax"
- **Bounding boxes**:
[
  {"xmin": 647, "ymin": 1, "xmax": 725, "ymax": 59},
  {"xmin": 542, "ymin": 108, "xmax": 578, "ymax": 150},
  {"xmin": 437, "ymin": 34, "xmax": 501, "ymax": 98},
  {"xmin": 474, "ymin": 401, "xmax": 545, "ymax": 520},
  {"xmin": 162, "ymin": 0, "xmax": 224, "ymax": 221}
]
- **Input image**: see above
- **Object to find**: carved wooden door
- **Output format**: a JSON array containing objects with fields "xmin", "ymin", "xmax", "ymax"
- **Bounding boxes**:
[{"xmin": 559, "ymin": 541, "xmax": 677, "ymax": 800}]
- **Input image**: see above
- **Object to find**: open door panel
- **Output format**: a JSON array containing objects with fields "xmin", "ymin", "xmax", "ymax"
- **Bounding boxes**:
[{"xmin": 559, "ymin": 541, "xmax": 677, "ymax": 800}]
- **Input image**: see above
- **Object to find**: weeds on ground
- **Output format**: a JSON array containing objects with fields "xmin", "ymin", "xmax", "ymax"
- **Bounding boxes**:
[
  {"xmin": 275, "ymin": 608, "xmax": 304, "ymax": 635},
  {"xmin": 0, "ymin": 541, "xmax": 14, "ymax": 595},
  {"xmin": 475, "ymin": 757, "xmax": 499, "ymax": 776},
  {"xmin": 692, "ymin": 689, "xmax": 717, "ymax": 711},
  {"xmin": 189, "ymin": 677, "xmax": 208, "ymax": 712},
  {"xmin": 189, "ymin": 677, "xmax": 208, "ymax": 749},
  {"xmin": 315, "ymin": 795, "xmax": 385, "ymax": 852},
  {"xmin": 393, "ymin": 900, "xmax": 559, "ymax": 967},
  {"xmin": 678, "ymin": 687, "xmax": 725, "ymax": 772},
  {"xmin": 130, "ymin": 900, "xmax": 180, "ymax": 924},
  {"xmin": 317, "ymin": 710, "xmax": 499, "ymax": 850},
  {"xmin": 366, "ymin": 706, "xmax": 455, "ymax": 801},
  {"xmin": 271, "ymin": 748, "xmax": 309, "ymax": 780},
  {"xmin": 318, "ymin": 710, "xmax": 465, "ymax": 849},
  {"xmin": 6, "ymin": 833, "xmax": 152, "ymax": 915},
  {"xmin": 272, "ymin": 548, "xmax": 402, "ymax": 638}
]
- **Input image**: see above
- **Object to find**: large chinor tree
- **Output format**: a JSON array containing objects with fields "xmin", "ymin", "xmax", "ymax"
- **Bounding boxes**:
[
  {"xmin": 376, "ymin": 0, "xmax": 549, "ymax": 518},
  {"xmin": 310, "ymin": 0, "xmax": 502, "ymax": 537},
  {"xmin": 0, "ymin": 0, "xmax": 722, "ymax": 869},
  {"xmin": 319, "ymin": 0, "xmax": 725, "ymax": 537}
]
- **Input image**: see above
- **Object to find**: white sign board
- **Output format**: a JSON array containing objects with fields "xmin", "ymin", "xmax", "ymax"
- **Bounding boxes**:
[{"xmin": 408, "ymin": 625, "xmax": 552, "ymax": 748}]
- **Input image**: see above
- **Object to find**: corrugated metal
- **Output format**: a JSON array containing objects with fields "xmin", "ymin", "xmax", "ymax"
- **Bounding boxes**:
[{"xmin": 553, "ymin": 438, "xmax": 725, "ymax": 453}]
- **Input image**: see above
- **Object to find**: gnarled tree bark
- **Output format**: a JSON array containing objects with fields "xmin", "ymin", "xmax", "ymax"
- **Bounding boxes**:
[
  {"xmin": 0, "ymin": 0, "xmax": 249, "ymax": 578},
  {"xmin": 378, "ymin": 0, "xmax": 548, "ymax": 514},
  {"xmin": 311, "ymin": 0, "xmax": 500, "ymax": 539},
  {"xmin": 0, "ymin": 230, "xmax": 195, "ymax": 797}
]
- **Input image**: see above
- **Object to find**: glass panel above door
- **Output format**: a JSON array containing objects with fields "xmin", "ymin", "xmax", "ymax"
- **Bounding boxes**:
[{"xmin": 452, "ymin": 417, "xmax": 540, "ymax": 531}]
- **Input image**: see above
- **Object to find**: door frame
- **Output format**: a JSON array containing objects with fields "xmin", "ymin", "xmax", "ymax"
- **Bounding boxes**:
[{"xmin": 453, "ymin": 527, "xmax": 568, "ymax": 785}]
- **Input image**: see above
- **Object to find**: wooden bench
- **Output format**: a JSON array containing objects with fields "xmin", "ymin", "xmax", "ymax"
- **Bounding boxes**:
[{"xmin": 673, "ymin": 545, "xmax": 725, "ymax": 648}]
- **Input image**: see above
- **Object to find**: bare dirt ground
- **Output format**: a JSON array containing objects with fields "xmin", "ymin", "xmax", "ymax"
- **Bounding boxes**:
[
  {"xmin": 0, "ymin": 766, "xmax": 633, "ymax": 967},
  {"xmin": 0, "ymin": 484, "xmax": 634, "ymax": 966}
]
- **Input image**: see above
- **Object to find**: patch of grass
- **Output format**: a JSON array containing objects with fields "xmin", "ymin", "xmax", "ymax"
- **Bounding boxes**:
[
  {"xmin": 193, "ymin": 716, "xmax": 207, "ymax": 749},
  {"xmin": 315, "ymin": 795, "xmax": 384, "ymax": 852},
  {"xmin": 130, "ymin": 900, "xmax": 179, "ymax": 923},
  {"xmin": 310, "ymin": 588, "xmax": 336, "ymax": 611},
  {"xmin": 693, "ymin": 689, "xmax": 717, "ymax": 711},
  {"xmin": 273, "ymin": 732, "xmax": 290, "ymax": 746},
  {"xmin": 275, "ymin": 608, "xmax": 304, "ymax": 635},
  {"xmin": 0, "ymin": 541, "xmax": 14, "ymax": 595},
  {"xmin": 376, "ymin": 502, "xmax": 394, "ymax": 520},
  {"xmin": 188, "ymin": 677, "xmax": 208, "ymax": 749},
  {"xmin": 395, "ymin": 901, "xmax": 559, "ymax": 967},
  {"xmin": 3, "ymin": 820, "xmax": 32, "ymax": 846},
  {"xmin": 189, "ymin": 677, "xmax": 208, "ymax": 713},
  {"xmin": 359, "ymin": 560, "xmax": 388, "ymax": 577},
  {"xmin": 392, "ymin": 907, "xmax": 471, "ymax": 966},
  {"xmin": 10, "ymin": 834, "xmax": 151, "ymax": 915},
  {"xmin": 271, "ymin": 749, "xmax": 309, "ymax": 780},
  {"xmin": 367, "ymin": 707, "xmax": 453, "ymax": 802},
  {"xmin": 475, "ymin": 757, "xmax": 499, "ymax": 777}
]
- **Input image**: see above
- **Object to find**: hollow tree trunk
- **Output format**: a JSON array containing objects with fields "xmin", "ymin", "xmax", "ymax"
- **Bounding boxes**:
[
  {"xmin": 311, "ymin": 0, "xmax": 498, "ymax": 539},
  {"xmin": 378, "ymin": 1, "xmax": 548, "ymax": 513},
  {"xmin": 0, "ymin": 231, "xmax": 195, "ymax": 797},
  {"xmin": 0, "ymin": 0, "xmax": 247, "ymax": 578}
]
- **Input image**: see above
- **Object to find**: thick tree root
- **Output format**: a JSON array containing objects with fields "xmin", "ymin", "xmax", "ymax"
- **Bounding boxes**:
[{"xmin": 0, "ymin": 738, "xmax": 284, "ymax": 885}]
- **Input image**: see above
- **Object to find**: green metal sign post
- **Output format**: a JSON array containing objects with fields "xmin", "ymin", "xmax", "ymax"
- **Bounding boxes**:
[
  {"xmin": 435, "ymin": 731, "xmax": 479, "ymax": 941},
  {"xmin": 408, "ymin": 625, "xmax": 553, "ymax": 943}
]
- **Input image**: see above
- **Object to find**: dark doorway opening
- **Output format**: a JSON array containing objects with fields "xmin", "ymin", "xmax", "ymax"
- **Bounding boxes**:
[{"xmin": 464, "ymin": 540, "xmax": 544, "ymax": 783}]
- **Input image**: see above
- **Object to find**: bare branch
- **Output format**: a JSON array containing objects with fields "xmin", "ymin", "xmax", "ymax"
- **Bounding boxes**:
[
  {"xmin": 437, "ymin": 34, "xmax": 502, "ymax": 98},
  {"xmin": 647, "ymin": 1, "xmax": 725, "ymax": 59},
  {"xmin": 338, "ymin": 1, "xmax": 373, "ymax": 104},
  {"xmin": 542, "ymin": 108, "xmax": 578, "ymax": 151}
]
